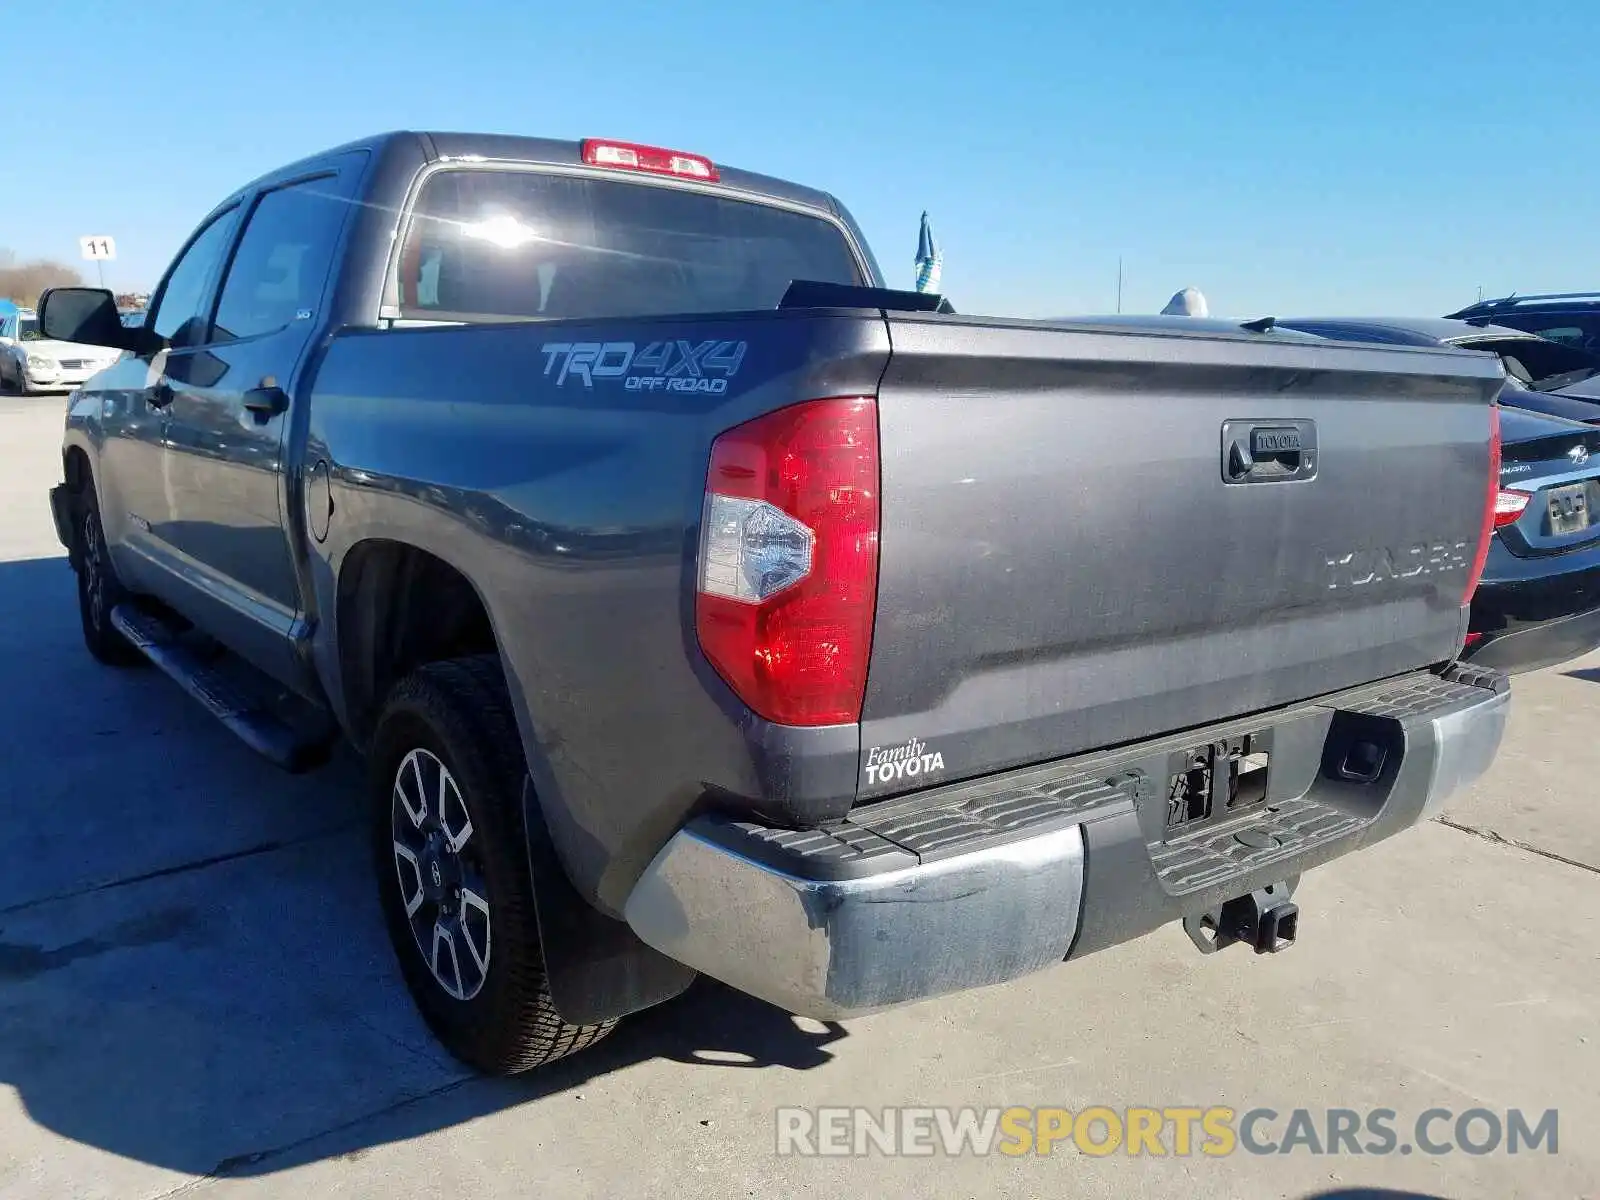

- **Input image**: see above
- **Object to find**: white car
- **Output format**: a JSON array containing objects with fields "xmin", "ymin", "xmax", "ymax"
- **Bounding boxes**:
[{"xmin": 0, "ymin": 308, "xmax": 124, "ymax": 394}]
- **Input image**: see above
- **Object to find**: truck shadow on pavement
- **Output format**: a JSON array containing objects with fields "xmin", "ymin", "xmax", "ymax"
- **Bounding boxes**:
[
  {"xmin": 0, "ymin": 555, "xmax": 848, "ymax": 1181},
  {"xmin": 211, "ymin": 983, "xmax": 851, "ymax": 1179}
]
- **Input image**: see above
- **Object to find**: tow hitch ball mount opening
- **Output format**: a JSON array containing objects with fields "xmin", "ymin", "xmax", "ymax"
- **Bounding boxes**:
[{"xmin": 1183, "ymin": 884, "xmax": 1299, "ymax": 955}]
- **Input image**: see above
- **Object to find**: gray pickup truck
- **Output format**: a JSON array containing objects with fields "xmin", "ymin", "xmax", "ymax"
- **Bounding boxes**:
[{"xmin": 40, "ymin": 131, "xmax": 1511, "ymax": 1076}]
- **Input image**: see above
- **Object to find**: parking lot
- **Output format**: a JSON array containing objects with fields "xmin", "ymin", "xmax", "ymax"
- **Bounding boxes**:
[{"xmin": 0, "ymin": 391, "xmax": 1595, "ymax": 1199}]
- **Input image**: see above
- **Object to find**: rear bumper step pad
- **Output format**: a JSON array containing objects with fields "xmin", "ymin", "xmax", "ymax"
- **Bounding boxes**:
[{"xmin": 623, "ymin": 665, "xmax": 1509, "ymax": 1018}]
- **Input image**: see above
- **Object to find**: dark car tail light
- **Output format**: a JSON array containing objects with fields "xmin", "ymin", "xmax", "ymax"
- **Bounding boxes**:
[
  {"xmin": 695, "ymin": 397, "xmax": 879, "ymax": 726},
  {"xmin": 1493, "ymin": 488, "xmax": 1531, "ymax": 529},
  {"xmin": 1462, "ymin": 405, "xmax": 1503, "ymax": 604}
]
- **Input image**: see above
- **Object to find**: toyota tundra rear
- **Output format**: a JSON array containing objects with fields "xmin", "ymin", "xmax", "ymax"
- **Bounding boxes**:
[{"xmin": 623, "ymin": 315, "xmax": 1511, "ymax": 1017}]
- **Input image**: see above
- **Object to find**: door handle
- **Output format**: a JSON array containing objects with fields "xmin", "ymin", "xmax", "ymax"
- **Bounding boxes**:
[
  {"xmin": 147, "ymin": 378, "xmax": 174, "ymax": 409},
  {"xmin": 242, "ymin": 384, "xmax": 289, "ymax": 421},
  {"xmin": 1221, "ymin": 420, "xmax": 1317, "ymax": 484}
]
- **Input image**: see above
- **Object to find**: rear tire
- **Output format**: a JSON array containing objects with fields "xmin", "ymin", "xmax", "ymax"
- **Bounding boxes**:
[
  {"xmin": 75, "ymin": 482, "xmax": 143, "ymax": 667},
  {"xmin": 369, "ymin": 655, "xmax": 616, "ymax": 1075}
]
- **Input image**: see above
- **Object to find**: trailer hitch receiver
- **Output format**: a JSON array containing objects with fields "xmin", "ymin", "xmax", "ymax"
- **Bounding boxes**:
[{"xmin": 1183, "ymin": 884, "xmax": 1299, "ymax": 955}]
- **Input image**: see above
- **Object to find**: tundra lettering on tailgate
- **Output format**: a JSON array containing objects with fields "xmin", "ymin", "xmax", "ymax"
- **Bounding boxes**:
[
  {"xmin": 1324, "ymin": 541, "xmax": 1469, "ymax": 589},
  {"xmin": 540, "ymin": 339, "xmax": 748, "ymax": 394}
]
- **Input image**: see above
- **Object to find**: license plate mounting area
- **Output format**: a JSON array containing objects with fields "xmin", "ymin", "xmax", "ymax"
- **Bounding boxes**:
[
  {"xmin": 1547, "ymin": 482, "xmax": 1590, "ymax": 537},
  {"xmin": 1165, "ymin": 736, "xmax": 1271, "ymax": 833}
]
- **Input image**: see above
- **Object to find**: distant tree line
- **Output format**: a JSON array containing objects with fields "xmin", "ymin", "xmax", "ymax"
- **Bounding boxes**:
[{"xmin": 0, "ymin": 248, "xmax": 84, "ymax": 308}]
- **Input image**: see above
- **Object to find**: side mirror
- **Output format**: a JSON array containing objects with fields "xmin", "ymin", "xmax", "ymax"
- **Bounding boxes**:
[{"xmin": 37, "ymin": 287, "xmax": 135, "ymax": 351}]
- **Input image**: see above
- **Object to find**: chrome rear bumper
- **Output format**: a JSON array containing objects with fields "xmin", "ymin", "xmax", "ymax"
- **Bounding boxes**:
[
  {"xmin": 625, "ymin": 822, "xmax": 1085, "ymax": 1019},
  {"xmin": 625, "ymin": 667, "xmax": 1508, "ymax": 1019}
]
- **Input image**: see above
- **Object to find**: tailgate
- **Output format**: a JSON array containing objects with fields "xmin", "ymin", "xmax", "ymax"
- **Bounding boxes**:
[{"xmin": 858, "ymin": 315, "xmax": 1504, "ymax": 796}]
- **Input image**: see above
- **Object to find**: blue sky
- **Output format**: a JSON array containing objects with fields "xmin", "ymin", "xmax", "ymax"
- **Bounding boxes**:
[{"xmin": 3, "ymin": 0, "xmax": 1594, "ymax": 317}]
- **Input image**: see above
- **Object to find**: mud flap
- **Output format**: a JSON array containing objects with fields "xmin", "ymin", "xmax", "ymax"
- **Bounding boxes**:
[
  {"xmin": 520, "ymin": 777, "xmax": 697, "ymax": 1025},
  {"xmin": 50, "ymin": 484, "xmax": 79, "ymax": 565}
]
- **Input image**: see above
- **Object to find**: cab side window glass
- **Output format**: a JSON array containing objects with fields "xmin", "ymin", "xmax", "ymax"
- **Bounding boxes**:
[
  {"xmin": 148, "ymin": 208, "xmax": 241, "ymax": 349},
  {"xmin": 212, "ymin": 177, "xmax": 346, "ymax": 342}
]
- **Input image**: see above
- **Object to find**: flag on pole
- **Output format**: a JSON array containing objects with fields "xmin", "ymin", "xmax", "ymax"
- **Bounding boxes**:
[{"xmin": 914, "ymin": 211, "xmax": 942, "ymax": 294}]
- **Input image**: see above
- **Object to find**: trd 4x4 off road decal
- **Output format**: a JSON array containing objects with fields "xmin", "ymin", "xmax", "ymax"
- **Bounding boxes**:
[{"xmin": 540, "ymin": 339, "xmax": 748, "ymax": 394}]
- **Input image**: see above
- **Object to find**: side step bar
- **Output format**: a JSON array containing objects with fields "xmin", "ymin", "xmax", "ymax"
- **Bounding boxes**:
[{"xmin": 110, "ymin": 605, "xmax": 338, "ymax": 773}]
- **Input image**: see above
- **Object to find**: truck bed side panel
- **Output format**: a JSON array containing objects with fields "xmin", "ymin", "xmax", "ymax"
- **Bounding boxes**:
[{"xmin": 307, "ymin": 310, "xmax": 890, "ymax": 913}]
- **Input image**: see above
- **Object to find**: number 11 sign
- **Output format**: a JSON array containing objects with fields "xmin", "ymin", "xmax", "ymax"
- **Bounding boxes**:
[{"xmin": 79, "ymin": 236, "xmax": 117, "ymax": 261}]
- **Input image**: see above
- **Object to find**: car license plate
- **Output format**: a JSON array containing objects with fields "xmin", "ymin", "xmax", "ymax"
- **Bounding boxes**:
[{"xmin": 1547, "ymin": 483, "xmax": 1590, "ymax": 536}]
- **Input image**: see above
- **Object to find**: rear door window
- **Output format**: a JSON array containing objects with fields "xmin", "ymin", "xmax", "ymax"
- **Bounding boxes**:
[
  {"xmin": 395, "ymin": 168, "xmax": 864, "ymax": 321},
  {"xmin": 213, "ymin": 175, "xmax": 348, "ymax": 342}
]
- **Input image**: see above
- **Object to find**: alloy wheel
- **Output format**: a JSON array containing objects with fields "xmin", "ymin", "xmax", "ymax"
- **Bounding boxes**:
[
  {"xmin": 82, "ymin": 506, "xmax": 107, "ymax": 633},
  {"xmin": 391, "ymin": 747, "xmax": 493, "ymax": 1001}
]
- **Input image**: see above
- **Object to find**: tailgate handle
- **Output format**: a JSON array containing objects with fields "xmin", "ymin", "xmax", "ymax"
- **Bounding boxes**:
[{"xmin": 1222, "ymin": 420, "xmax": 1317, "ymax": 485}]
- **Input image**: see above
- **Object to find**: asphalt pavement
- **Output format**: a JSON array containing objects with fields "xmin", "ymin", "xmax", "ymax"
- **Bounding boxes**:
[{"xmin": 0, "ymin": 392, "xmax": 1595, "ymax": 1199}]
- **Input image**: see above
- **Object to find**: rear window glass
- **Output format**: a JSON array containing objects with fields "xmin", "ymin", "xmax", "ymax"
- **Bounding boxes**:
[
  {"xmin": 395, "ymin": 168, "xmax": 864, "ymax": 322},
  {"xmin": 1460, "ymin": 335, "xmax": 1600, "ymax": 389},
  {"xmin": 1527, "ymin": 320, "xmax": 1600, "ymax": 354},
  {"xmin": 1276, "ymin": 322, "xmax": 1437, "ymax": 346},
  {"xmin": 1490, "ymin": 313, "xmax": 1600, "ymax": 355}
]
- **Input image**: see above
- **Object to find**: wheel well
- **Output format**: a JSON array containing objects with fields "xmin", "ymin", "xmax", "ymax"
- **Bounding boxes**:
[
  {"xmin": 64, "ymin": 447, "xmax": 90, "ymax": 493},
  {"xmin": 336, "ymin": 540, "xmax": 502, "ymax": 745}
]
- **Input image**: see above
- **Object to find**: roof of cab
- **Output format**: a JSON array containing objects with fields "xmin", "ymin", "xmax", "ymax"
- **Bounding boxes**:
[{"xmin": 238, "ymin": 130, "xmax": 843, "ymax": 217}]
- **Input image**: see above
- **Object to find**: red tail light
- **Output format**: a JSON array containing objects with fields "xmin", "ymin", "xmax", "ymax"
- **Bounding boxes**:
[
  {"xmin": 1461, "ymin": 404, "xmax": 1502, "ymax": 605},
  {"xmin": 695, "ymin": 397, "xmax": 880, "ymax": 726},
  {"xmin": 1493, "ymin": 488, "xmax": 1530, "ymax": 529},
  {"xmin": 581, "ymin": 139, "xmax": 720, "ymax": 183}
]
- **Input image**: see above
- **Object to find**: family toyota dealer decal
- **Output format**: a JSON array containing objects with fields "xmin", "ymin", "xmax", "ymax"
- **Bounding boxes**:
[{"xmin": 864, "ymin": 738, "xmax": 946, "ymax": 786}]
